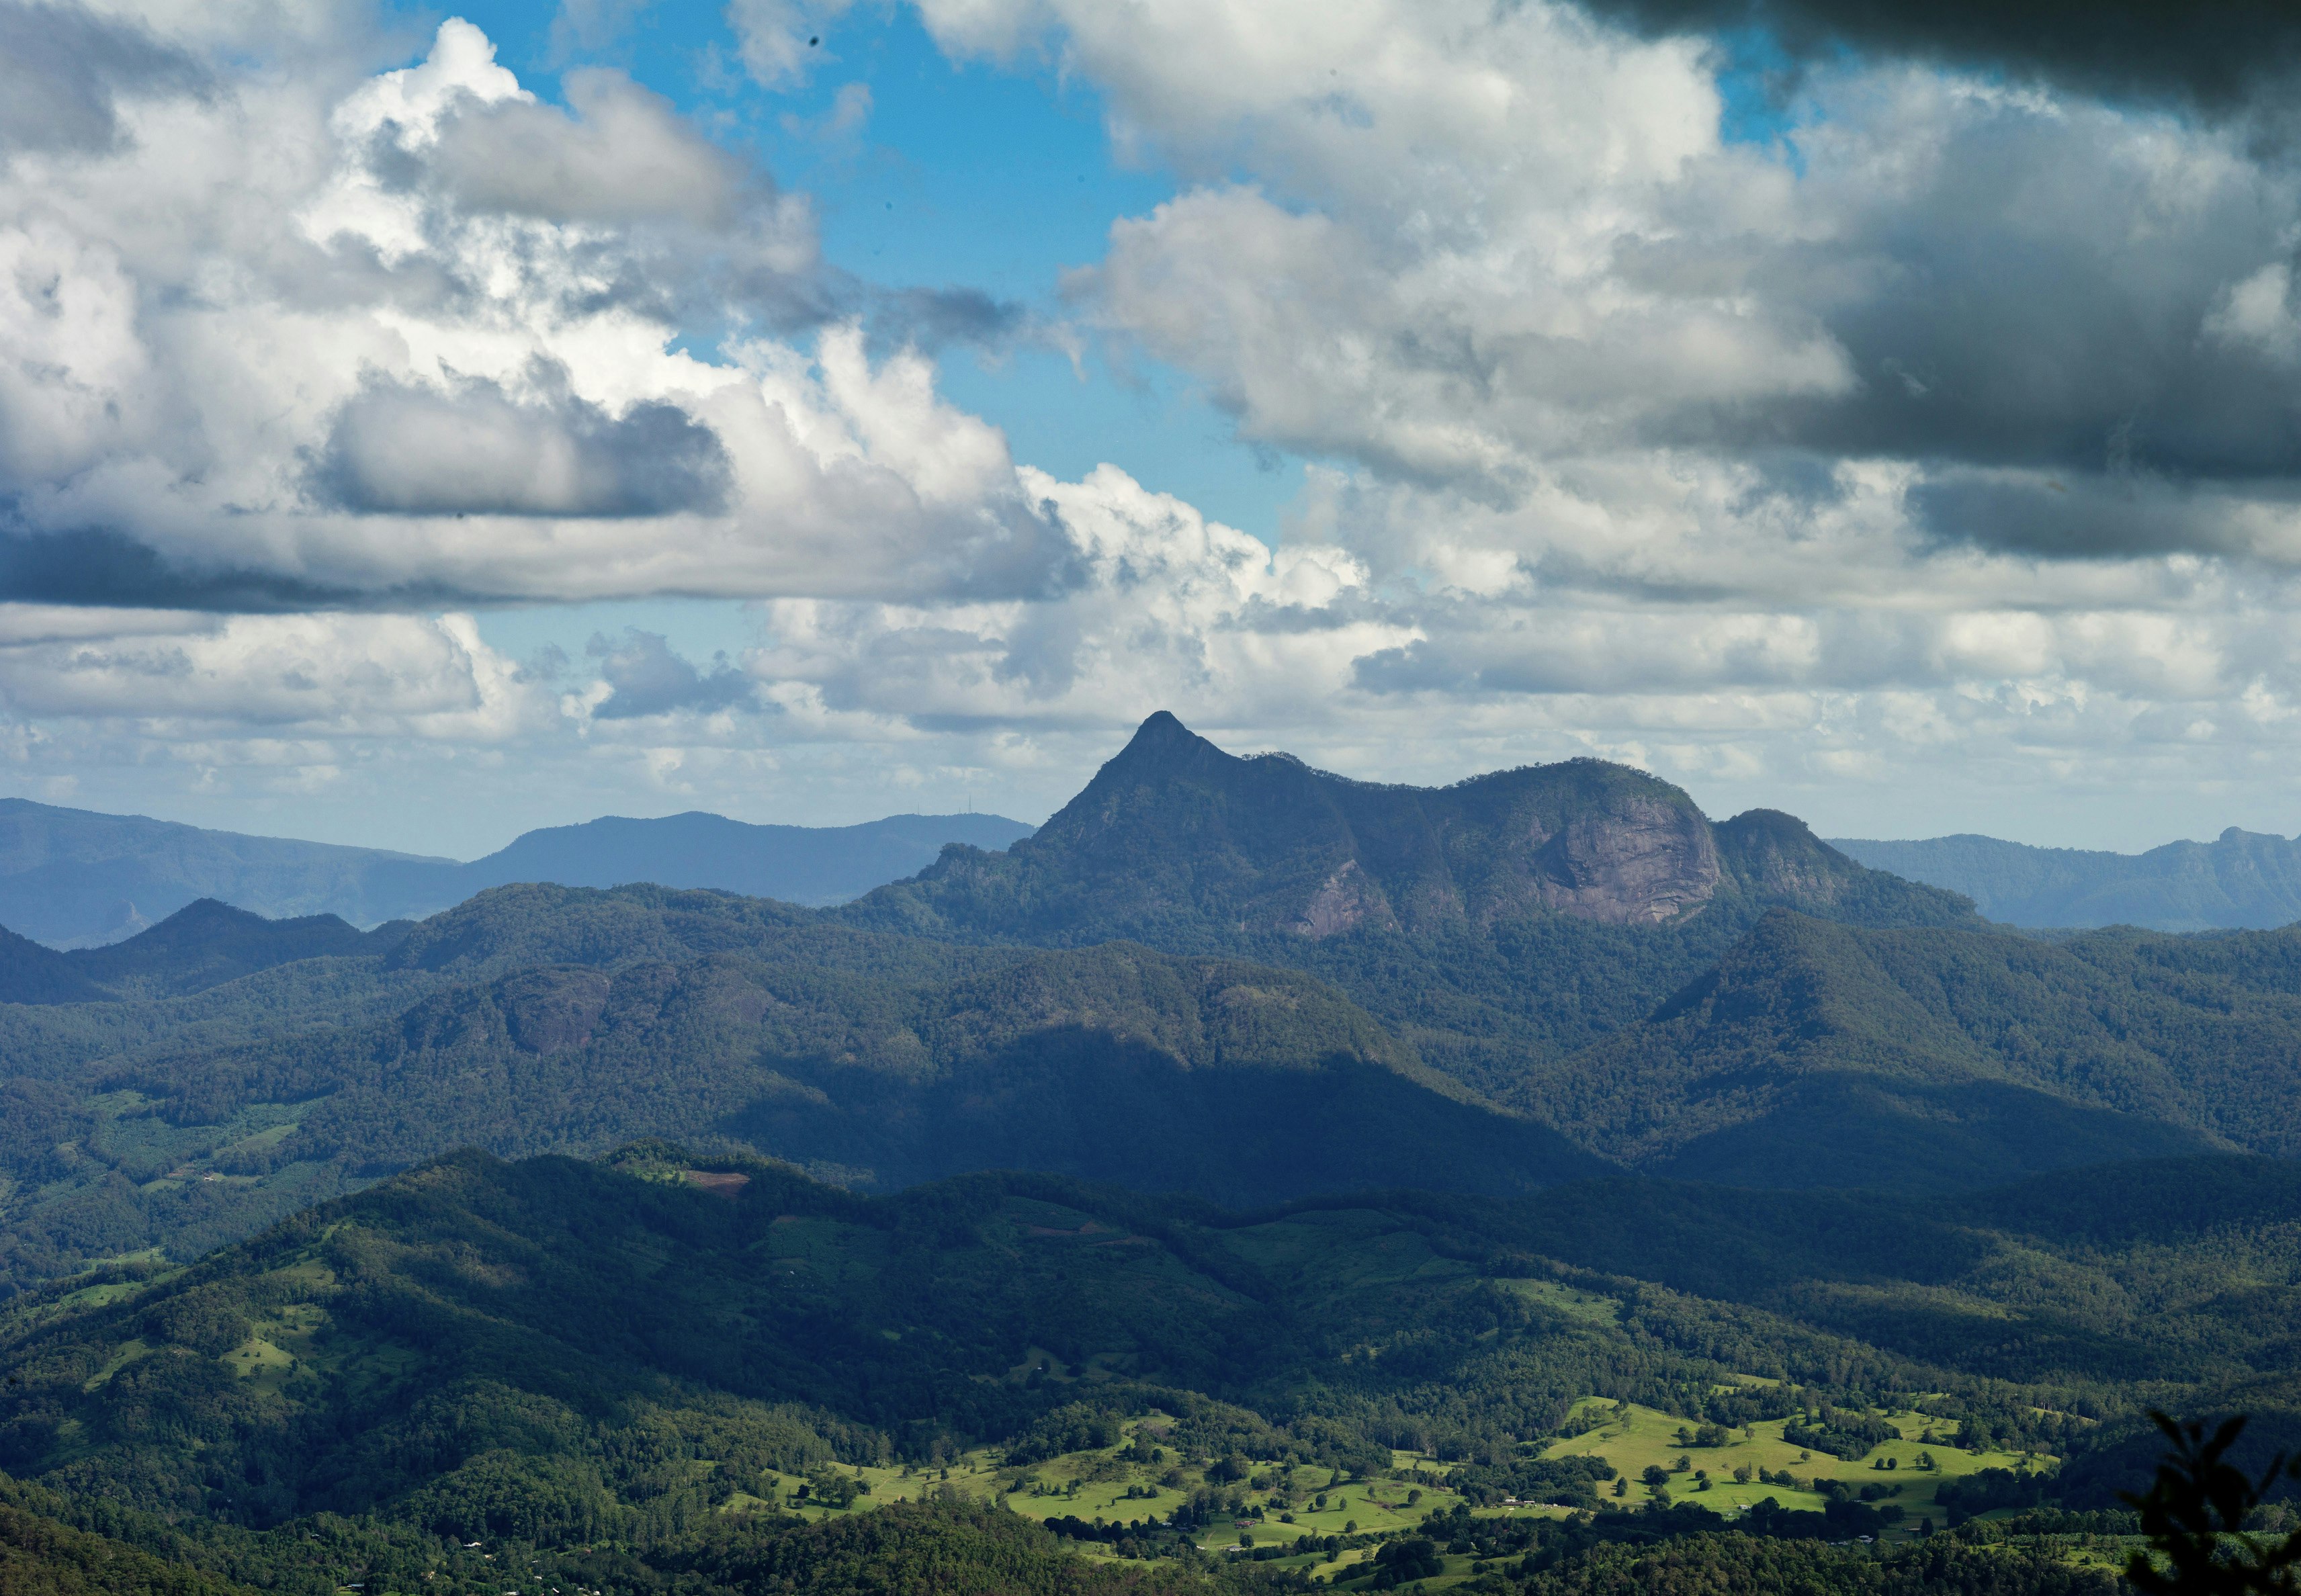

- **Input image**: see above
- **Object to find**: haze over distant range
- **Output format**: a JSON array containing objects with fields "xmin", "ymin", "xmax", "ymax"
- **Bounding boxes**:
[
  {"xmin": 11, "ymin": 777, "xmax": 2301, "ymax": 948},
  {"xmin": 1829, "ymin": 830, "xmax": 2301, "ymax": 932},
  {"xmin": 0, "ymin": 800, "xmax": 1032, "ymax": 948}
]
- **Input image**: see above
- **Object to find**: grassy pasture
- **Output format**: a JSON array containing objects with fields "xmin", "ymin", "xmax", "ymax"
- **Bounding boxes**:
[
  {"xmin": 750, "ymin": 1392, "xmax": 2050, "ymax": 1570},
  {"xmin": 752, "ymin": 1417, "xmax": 1448, "ymax": 1576},
  {"xmin": 1536, "ymin": 1399, "xmax": 2044, "ymax": 1538}
]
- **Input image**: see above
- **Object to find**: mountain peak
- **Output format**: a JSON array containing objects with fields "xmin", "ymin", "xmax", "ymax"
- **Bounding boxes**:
[
  {"xmin": 858, "ymin": 720, "xmax": 1972, "ymax": 946},
  {"xmin": 126, "ymin": 897, "xmax": 273, "ymax": 944},
  {"xmin": 1109, "ymin": 710, "xmax": 1223, "ymax": 766}
]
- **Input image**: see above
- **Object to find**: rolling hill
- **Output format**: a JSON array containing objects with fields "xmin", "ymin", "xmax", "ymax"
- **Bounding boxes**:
[
  {"xmin": 0, "ymin": 1142, "xmax": 2292, "ymax": 1548},
  {"xmin": 0, "ymin": 899, "xmax": 404, "ymax": 1006},
  {"xmin": 0, "ymin": 883, "xmax": 1613, "ymax": 1286}
]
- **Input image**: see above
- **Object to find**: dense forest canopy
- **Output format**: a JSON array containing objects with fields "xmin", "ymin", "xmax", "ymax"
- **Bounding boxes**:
[{"xmin": 0, "ymin": 715, "xmax": 2297, "ymax": 1596}]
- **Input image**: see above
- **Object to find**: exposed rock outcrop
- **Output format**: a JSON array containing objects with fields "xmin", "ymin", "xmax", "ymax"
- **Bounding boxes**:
[
  {"xmin": 1526, "ymin": 795, "xmax": 1723, "ymax": 924},
  {"xmin": 1294, "ymin": 861, "xmax": 1401, "ymax": 937},
  {"xmin": 849, "ymin": 712, "xmax": 1972, "ymax": 945}
]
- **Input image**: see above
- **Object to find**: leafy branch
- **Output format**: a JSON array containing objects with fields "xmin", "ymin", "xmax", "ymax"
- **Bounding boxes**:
[{"xmin": 2124, "ymin": 1413, "xmax": 2301, "ymax": 1596}]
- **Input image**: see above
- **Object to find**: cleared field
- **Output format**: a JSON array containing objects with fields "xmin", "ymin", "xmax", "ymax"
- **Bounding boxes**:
[
  {"xmin": 1536, "ymin": 1398, "xmax": 2044, "ymax": 1538},
  {"xmin": 744, "ymin": 1392, "xmax": 2050, "ymax": 1566},
  {"xmin": 753, "ymin": 1417, "xmax": 1452, "ymax": 1576}
]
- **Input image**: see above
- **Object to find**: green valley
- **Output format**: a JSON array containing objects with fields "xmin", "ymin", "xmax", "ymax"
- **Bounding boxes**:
[{"xmin": 0, "ymin": 715, "xmax": 2294, "ymax": 1596}]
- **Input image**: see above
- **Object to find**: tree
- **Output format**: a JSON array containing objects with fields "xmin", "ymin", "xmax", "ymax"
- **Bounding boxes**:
[{"xmin": 2124, "ymin": 1412, "xmax": 2301, "ymax": 1596}]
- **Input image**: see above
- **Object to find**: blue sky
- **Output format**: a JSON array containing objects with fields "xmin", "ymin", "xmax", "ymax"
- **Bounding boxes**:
[
  {"xmin": 432, "ymin": 0, "xmax": 1313, "ymax": 682},
  {"xmin": 447, "ymin": 0, "xmax": 1300, "ymax": 513},
  {"xmin": 7, "ymin": 0, "xmax": 2301, "ymax": 858}
]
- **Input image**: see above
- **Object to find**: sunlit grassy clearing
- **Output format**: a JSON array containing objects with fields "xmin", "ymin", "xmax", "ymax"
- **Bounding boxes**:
[{"xmin": 1540, "ymin": 1399, "xmax": 2044, "ymax": 1537}]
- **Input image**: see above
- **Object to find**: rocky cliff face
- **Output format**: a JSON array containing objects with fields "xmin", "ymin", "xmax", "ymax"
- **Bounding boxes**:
[
  {"xmin": 1521, "ymin": 793, "xmax": 1723, "ymax": 925},
  {"xmin": 855, "ymin": 713, "xmax": 1954, "ymax": 944},
  {"xmin": 1011, "ymin": 713, "xmax": 1742, "ymax": 934},
  {"xmin": 1292, "ymin": 860, "xmax": 1400, "ymax": 936}
]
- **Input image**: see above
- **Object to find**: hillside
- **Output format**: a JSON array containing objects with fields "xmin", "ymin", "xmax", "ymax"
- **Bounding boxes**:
[
  {"xmin": 0, "ymin": 886, "xmax": 1610, "ymax": 1286},
  {"xmin": 1346, "ymin": 903, "xmax": 2301, "ymax": 1192},
  {"xmin": 3, "ymin": 717, "xmax": 2300, "ymax": 1280},
  {"xmin": 839, "ymin": 715, "xmax": 1979, "ymax": 1106},
  {"xmin": 0, "ymin": 1476, "xmax": 257, "ymax": 1596},
  {"xmin": 142, "ymin": 908, "xmax": 1600, "ymax": 1200},
  {"xmin": 1831, "ymin": 828, "xmax": 2301, "ymax": 931},
  {"xmin": 0, "ymin": 800, "xmax": 1033, "ymax": 948},
  {"xmin": 0, "ymin": 1144, "xmax": 2291, "ymax": 1554},
  {"xmin": 1513, "ymin": 910, "xmax": 2300, "ymax": 1189}
]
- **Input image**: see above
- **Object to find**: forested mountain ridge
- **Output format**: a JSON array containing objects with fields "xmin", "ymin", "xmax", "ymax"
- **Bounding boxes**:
[
  {"xmin": 844, "ymin": 713, "xmax": 1974, "ymax": 946},
  {"xmin": 815, "ymin": 714, "xmax": 2301, "ymax": 1184},
  {"xmin": 0, "ymin": 889, "xmax": 1616, "ymax": 1286},
  {"xmin": 1832, "ymin": 827, "xmax": 2301, "ymax": 932},
  {"xmin": 1504, "ymin": 911, "xmax": 2247, "ymax": 1189},
  {"xmin": 113, "ymin": 918, "xmax": 1602, "ymax": 1202},
  {"xmin": 9, "ymin": 715, "xmax": 2301, "ymax": 1284},
  {"xmin": 378, "ymin": 883, "xmax": 2301, "ymax": 1181},
  {"xmin": 1, "ymin": 703, "xmax": 2300, "ymax": 1596},
  {"xmin": 1512, "ymin": 910, "xmax": 2301, "ymax": 1182}
]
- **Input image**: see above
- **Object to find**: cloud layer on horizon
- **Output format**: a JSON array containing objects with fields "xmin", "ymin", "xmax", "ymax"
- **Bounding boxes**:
[{"xmin": 9, "ymin": 0, "xmax": 2301, "ymax": 852}]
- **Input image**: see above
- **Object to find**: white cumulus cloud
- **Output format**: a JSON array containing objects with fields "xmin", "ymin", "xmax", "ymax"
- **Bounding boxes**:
[{"xmin": 9, "ymin": 0, "xmax": 2301, "ymax": 856}]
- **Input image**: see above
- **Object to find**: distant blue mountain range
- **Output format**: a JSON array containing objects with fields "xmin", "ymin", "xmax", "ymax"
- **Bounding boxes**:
[
  {"xmin": 0, "ymin": 801, "xmax": 1035, "ymax": 948},
  {"xmin": 14, "ymin": 791, "xmax": 2293, "ymax": 948},
  {"xmin": 1829, "ymin": 828, "xmax": 2301, "ymax": 931}
]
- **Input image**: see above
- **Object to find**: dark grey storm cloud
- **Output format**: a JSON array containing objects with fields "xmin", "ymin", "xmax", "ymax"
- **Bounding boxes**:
[
  {"xmin": 0, "ymin": 2, "xmax": 205, "ymax": 154},
  {"xmin": 1904, "ymin": 470, "xmax": 2301, "ymax": 559},
  {"xmin": 312, "ymin": 370, "xmax": 733, "ymax": 519},
  {"xmin": 1581, "ymin": 0, "xmax": 2301, "ymax": 110},
  {"xmin": 1604, "ymin": 98, "xmax": 2301, "ymax": 547},
  {"xmin": 587, "ymin": 628, "xmax": 754, "ymax": 718},
  {"xmin": 0, "ymin": 524, "xmax": 375, "ymax": 611}
]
